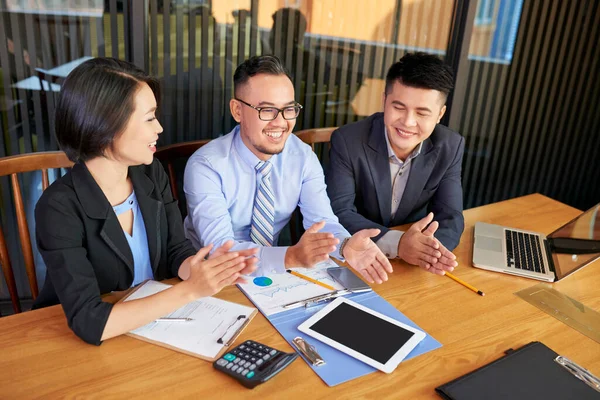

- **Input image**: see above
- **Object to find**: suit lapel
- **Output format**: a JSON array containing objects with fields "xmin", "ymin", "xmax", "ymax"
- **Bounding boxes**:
[
  {"xmin": 364, "ymin": 116, "xmax": 392, "ymax": 226},
  {"xmin": 130, "ymin": 166, "xmax": 162, "ymax": 274},
  {"xmin": 99, "ymin": 217, "xmax": 134, "ymax": 274},
  {"xmin": 392, "ymin": 138, "xmax": 439, "ymax": 226},
  {"xmin": 72, "ymin": 163, "xmax": 134, "ymax": 274}
]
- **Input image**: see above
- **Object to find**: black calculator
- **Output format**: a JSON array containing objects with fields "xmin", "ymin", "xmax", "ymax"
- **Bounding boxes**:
[{"xmin": 213, "ymin": 340, "xmax": 298, "ymax": 389}]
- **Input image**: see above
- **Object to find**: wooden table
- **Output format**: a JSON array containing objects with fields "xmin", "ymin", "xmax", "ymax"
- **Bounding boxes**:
[{"xmin": 1, "ymin": 194, "xmax": 599, "ymax": 398}]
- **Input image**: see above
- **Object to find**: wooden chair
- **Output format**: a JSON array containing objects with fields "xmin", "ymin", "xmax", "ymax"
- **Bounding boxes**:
[
  {"xmin": 154, "ymin": 140, "xmax": 210, "ymax": 202},
  {"xmin": 295, "ymin": 127, "xmax": 336, "ymax": 151},
  {"xmin": 0, "ymin": 151, "xmax": 73, "ymax": 313}
]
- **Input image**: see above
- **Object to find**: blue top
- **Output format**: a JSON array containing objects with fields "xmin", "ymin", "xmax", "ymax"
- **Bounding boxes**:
[
  {"xmin": 183, "ymin": 125, "xmax": 350, "ymax": 276},
  {"xmin": 112, "ymin": 191, "xmax": 153, "ymax": 286}
]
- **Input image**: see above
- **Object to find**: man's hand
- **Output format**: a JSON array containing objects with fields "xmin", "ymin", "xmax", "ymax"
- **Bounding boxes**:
[
  {"xmin": 398, "ymin": 212, "xmax": 457, "ymax": 274},
  {"xmin": 285, "ymin": 221, "xmax": 339, "ymax": 268},
  {"xmin": 343, "ymin": 229, "xmax": 393, "ymax": 284}
]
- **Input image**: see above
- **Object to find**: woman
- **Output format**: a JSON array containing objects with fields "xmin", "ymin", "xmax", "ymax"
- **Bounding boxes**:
[{"xmin": 33, "ymin": 57, "xmax": 257, "ymax": 345}]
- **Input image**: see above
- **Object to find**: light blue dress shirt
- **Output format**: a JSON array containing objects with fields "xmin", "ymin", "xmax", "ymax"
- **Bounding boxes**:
[
  {"xmin": 376, "ymin": 128, "xmax": 422, "ymax": 258},
  {"xmin": 112, "ymin": 191, "xmax": 154, "ymax": 286},
  {"xmin": 183, "ymin": 126, "xmax": 350, "ymax": 276}
]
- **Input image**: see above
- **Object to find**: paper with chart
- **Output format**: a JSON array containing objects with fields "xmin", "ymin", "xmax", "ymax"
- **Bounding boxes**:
[
  {"xmin": 123, "ymin": 280, "xmax": 256, "ymax": 360},
  {"xmin": 237, "ymin": 259, "xmax": 346, "ymax": 317}
]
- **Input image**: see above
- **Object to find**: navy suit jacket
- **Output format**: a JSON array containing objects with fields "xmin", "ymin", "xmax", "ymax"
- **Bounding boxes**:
[
  {"xmin": 325, "ymin": 112, "xmax": 465, "ymax": 251},
  {"xmin": 33, "ymin": 159, "xmax": 196, "ymax": 345}
]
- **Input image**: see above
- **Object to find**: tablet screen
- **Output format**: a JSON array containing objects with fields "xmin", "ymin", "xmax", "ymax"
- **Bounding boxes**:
[{"xmin": 308, "ymin": 302, "xmax": 415, "ymax": 364}]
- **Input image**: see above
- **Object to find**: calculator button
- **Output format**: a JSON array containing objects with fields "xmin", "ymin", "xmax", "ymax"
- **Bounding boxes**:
[
  {"xmin": 257, "ymin": 352, "xmax": 263, "ymax": 357},
  {"xmin": 250, "ymin": 357, "xmax": 257, "ymax": 362},
  {"xmin": 216, "ymin": 359, "xmax": 229, "ymax": 367},
  {"xmin": 239, "ymin": 345, "xmax": 246, "ymax": 350},
  {"xmin": 251, "ymin": 350, "xmax": 257, "ymax": 355},
  {"xmin": 223, "ymin": 353, "xmax": 236, "ymax": 362},
  {"xmin": 226, "ymin": 363, "xmax": 233, "ymax": 370},
  {"xmin": 258, "ymin": 345, "xmax": 264, "ymax": 350},
  {"xmin": 246, "ymin": 371, "xmax": 255, "ymax": 379},
  {"xmin": 256, "ymin": 359, "xmax": 264, "ymax": 366},
  {"xmin": 244, "ymin": 361, "xmax": 251, "ymax": 368},
  {"xmin": 242, "ymin": 369, "xmax": 249, "ymax": 376},
  {"xmin": 244, "ymin": 354, "xmax": 251, "ymax": 360},
  {"xmin": 263, "ymin": 354, "xmax": 270, "ymax": 361},
  {"xmin": 269, "ymin": 350, "xmax": 277, "ymax": 356},
  {"xmin": 249, "ymin": 365, "xmax": 256, "ymax": 370},
  {"xmin": 231, "ymin": 366, "xmax": 239, "ymax": 373}
]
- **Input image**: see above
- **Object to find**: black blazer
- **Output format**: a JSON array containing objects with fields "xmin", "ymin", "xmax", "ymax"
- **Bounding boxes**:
[
  {"xmin": 33, "ymin": 159, "xmax": 196, "ymax": 345},
  {"xmin": 325, "ymin": 112, "xmax": 465, "ymax": 251}
]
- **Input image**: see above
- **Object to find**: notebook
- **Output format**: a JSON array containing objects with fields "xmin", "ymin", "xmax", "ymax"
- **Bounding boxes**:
[
  {"xmin": 120, "ymin": 280, "xmax": 257, "ymax": 361},
  {"xmin": 436, "ymin": 341, "xmax": 600, "ymax": 400},
  {"xmin": 472, "ymin": 203, "xmax": 600, "ymax": 281}
]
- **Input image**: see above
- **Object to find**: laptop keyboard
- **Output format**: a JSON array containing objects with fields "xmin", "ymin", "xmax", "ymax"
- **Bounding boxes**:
[{"xmin": 505, "ymin": 230, "xmax": 546, "ymax": 274}]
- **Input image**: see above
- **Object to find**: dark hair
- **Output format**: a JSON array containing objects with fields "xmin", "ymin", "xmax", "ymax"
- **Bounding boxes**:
[
  {"xmin": 233, "ymin": 55, "xmax": 292, "ymax": 96},
  {"xmin": 55, "ymin": 57, "xmax": 160, "ymax": 162},
  {"xmin": 385, "ymin": 52, "xmax": 454, "ymax": 101}
]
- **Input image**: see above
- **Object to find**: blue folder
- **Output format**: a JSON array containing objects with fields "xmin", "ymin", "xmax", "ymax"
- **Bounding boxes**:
[{"xmin": 238, "ymin": 288, "xmax": 442, "ymax": 386}]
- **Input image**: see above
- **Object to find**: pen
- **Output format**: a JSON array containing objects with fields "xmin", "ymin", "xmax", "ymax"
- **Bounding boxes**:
[
  {"xmin": 155, "ymin": 318, "xmax": 193, "ymax": 322},
  {"xmin": 286, "ymin": 269, "xmax": 336, "ymax": 291},
  {"xmin": 282, "ymin": 289, "xmax": 349, "ymax": 309},
  {"xmin": 445, "ymin": 272, "xmax": 485, "ymax": 296}
]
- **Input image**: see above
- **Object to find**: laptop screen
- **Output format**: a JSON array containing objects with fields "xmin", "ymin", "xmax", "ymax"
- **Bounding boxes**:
[{"xmin": 549, "ymin": 203, "xmax": 600, "ymax": 280}]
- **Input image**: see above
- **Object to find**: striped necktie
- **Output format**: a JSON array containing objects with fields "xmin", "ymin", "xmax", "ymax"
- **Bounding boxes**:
[{"xmin": 250, "ymin": 161, "xmax": 275, "ymax": 246}]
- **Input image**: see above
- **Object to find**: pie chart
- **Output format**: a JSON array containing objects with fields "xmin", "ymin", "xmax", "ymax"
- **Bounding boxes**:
[{"xmin": 253, "ymin": 277, "xmax": 273, "ymax": 287}]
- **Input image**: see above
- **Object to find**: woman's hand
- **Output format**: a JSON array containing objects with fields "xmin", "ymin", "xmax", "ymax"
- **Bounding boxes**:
[
  {"xmin": 209, "ymin": 240, "xmax": 259, "ymax": 281},
  {"xmin": 181, "ymin": 242, "xmax": 258, "ymax": 298}
]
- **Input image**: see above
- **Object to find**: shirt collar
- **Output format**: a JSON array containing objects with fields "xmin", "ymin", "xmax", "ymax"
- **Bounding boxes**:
[
  {"xmin": 383, "ymin": 126, "xmax": 423, "ymax": 163},
  {"xmin": 233, "ymin": 125, "xmax": 266, "ymax": 169}
]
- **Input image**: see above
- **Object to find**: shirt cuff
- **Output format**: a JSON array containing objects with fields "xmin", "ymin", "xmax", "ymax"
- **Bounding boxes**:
[
  {"xmin": 376, "ymin": 230, "xmax": 404, "ymax": 259},
  {"xmin": 331, "ymin": 235, "xmax": 352, "ymax": 262},
  {"xmin": 252, "ymin": 246, "xmax": 289, "ymax": 276}
]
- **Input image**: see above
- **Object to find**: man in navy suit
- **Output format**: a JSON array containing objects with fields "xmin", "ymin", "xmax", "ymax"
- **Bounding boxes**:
[{"xmin": 326, "ymin": 52, "xmax": 464, "ymax": 275}]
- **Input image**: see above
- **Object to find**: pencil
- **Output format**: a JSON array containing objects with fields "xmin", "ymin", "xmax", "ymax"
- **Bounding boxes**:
[
  {"xmin": 286, "ymin": 269, "xmax": 336, "ymax": 291},
  {"xmin": 445, "ymin": 272, "xmax": 485, "ymax": 296}
]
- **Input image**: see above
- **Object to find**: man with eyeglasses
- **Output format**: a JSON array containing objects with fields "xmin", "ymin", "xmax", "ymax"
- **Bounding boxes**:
[{"xmin": 183, "ymin": 55, "xmax": 392, "ymax": 284}]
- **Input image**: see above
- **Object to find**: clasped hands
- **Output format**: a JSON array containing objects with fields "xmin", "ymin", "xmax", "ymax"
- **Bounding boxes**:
[
  {"xmin": 398, "ymin": 212, "xmax": 458, "ymax": 275},
  {"xmin": 284, "ymin": 220, "xmax": 393, "ymax": 285}
]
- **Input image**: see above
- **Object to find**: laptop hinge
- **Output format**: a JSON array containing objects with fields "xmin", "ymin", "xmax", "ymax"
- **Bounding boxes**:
[
  {"xmin": 547, "ymin": 237, "xmax": 600, "ymax": 254},
  {"xmin": 543, "ymin": 239, "xmax": 557, "ymax": 274}
]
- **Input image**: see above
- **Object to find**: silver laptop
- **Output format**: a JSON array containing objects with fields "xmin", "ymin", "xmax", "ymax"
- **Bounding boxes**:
[{"xmin": 472, "ymin": 203, "xmax": 600, "ymax": 282}]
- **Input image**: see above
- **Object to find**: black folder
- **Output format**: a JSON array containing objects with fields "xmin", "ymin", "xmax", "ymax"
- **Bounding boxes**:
[{"xmin": 435, "ymin": 342, "xmax": 600, "ymax": 400}]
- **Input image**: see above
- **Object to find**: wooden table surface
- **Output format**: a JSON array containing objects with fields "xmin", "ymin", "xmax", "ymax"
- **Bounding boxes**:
[{"xmin": 1, "ymin": 194, "xmax": 599, "ymax": 399}]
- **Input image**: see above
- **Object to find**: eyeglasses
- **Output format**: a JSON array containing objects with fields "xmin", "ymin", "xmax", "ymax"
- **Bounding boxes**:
[{"xmin": 235, "ymin": 98, "xmax": 303, "ymax": 121}]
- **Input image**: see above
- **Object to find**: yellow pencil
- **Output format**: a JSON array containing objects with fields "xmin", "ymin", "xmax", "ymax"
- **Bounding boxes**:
[
  {"xmin": 286, "ymin": 269, "xmax": 336, "ymax": 291},
  {"xmin": 445, "ymin": 272, "xmax": 485, "ymax": 296}
]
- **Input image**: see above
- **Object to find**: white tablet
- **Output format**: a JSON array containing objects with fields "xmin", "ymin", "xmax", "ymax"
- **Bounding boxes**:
[{"xmin": 298, "ymin": 297, "xmax": 426, "ymax": 373}]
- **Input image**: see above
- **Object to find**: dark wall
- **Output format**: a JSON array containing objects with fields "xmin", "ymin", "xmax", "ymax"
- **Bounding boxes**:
[{"xmin": 459, "ymin": 0, "xmax": 600, "ymax": 211}]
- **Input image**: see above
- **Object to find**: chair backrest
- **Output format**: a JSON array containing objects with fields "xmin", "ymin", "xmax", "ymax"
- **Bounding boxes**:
[
  {"xmin": 154, "ymin": 140, "xmax": 210, "ymax": 202},
  {"xmin": 0, "ymin": 151, "xmax": 73, "ymax": 313},
  {"xmin": 294, "ymin": 127, "xmax": 336, "ymax": 151}
]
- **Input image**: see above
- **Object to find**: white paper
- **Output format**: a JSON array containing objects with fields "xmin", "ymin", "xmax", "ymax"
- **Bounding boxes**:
[
  {"xmin": 124, "ymin": 281, "xmax": 255, "ymax": 359},
  {"xmin": 237, "ymin": 259, "xmax": 346, "ymax": 317}
]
